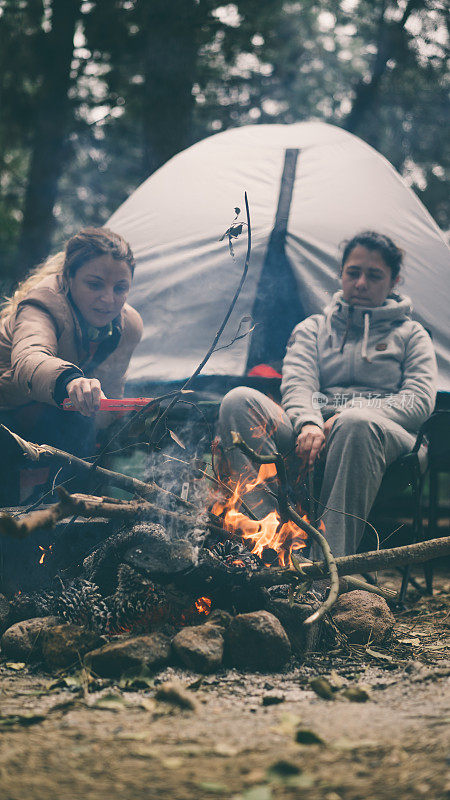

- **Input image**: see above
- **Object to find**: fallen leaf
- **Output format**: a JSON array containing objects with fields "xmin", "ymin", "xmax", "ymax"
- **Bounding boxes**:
[
  {"xmin": 309, "ymin": 677, "xmax": 335, "ymax": 700},
  {"xmin": 89, "ymin": 692, "xmax": 127, "ymax": 711},
  {"xmin": 187, "ymin": 676, "xmax": 204, "ymax": 691},
  {"xmin": 214, "ymin": 742, "xmax": 240, "ymax": 757},
  {"xmin": 155, "ymin": 682, "xmax": 197, "ymax": 711},
  {"xmin": 197, "ymin": 782, "xmax": 229, "ymax": 794},
  {"xmin": 48, "ymin": 675, "xmax": 84, "ymax": 692},
  {"xmin": 279, "ymin": 774, "xmax": 315, "ymax": 789},
  {"xmin": 116, "ymin": 731, "xmax": 152, "ymax": 742},
  {"xmin": 365, "ymin": 648, "xmax": 393, "ymax": 662},
  {"xmin": 5, "ymin": 662, "xmax": 26, "ymax": 670},
  {"xmin": 262, "ymin": 693, "xmax": 285, "ymax": 706},
  {"xmin": 328, "ymin": 669, "xmax": 345, "ymax": 689},
  {"xmin": 237, "ymin": 787, "xmax": 272, "ymax": 800},
  {"xmin": 161, "ymin": 757, "xmax": 183, "ymax": 769},
  {"xmin": 267, "ymin": 759, "xmax": 301, "ymax": 778},
  {"xmin": 119, "ymin": 673, "xmax": 155, "ymax": 690},
  {"xmin": 295, "ymin": 728, "xmax": 325, "ymax": 745},
  {"xmin": 48, "ymin": 699, "xmax": 77, "ymax": 713},
  {"xmin": 128, "ymin": 746, "xmax": 156, "ymax": 759},
  {"xmin": 399, "ymin": 638, "xmax": 421, "ymax": 646},
  {"xmin": 341, "ymin": 686, "xmax": 370, "ymax": 703},
  {"xmin": 271, "ymin": 713, "xmax": 302, "ymax": 737},
  {"xmin": 168, "ymin": 429, "xmax": 186, "ymax": 449}
]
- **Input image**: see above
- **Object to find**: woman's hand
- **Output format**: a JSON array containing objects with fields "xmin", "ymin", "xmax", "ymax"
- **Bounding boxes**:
[
  {"xmin": 323, "ymin": 414, "xmax": 339, "ymax": 439},
  {"xmin": 295, "ymin": 423, "xmax": 326, "ymax": 470},
  {"xmin": 66, "ymin": 377, "xmax": 105, "ymax": 416}
]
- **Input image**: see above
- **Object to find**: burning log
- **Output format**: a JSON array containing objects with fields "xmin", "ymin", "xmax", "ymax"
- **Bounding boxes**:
[{"xmin": 247, "ymin": 535, "xmax": 450, "ymax": 587}]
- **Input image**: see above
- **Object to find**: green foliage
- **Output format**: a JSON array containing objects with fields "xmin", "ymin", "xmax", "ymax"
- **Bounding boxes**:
[{"xmin": 0, "ymin": 0, "xmax": 448, "ymax": 277}]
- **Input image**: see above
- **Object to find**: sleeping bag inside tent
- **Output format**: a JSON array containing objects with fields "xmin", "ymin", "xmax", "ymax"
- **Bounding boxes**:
[{"xmin": 108, "ymin": 121, "xmax": 450, "ymax": 399}]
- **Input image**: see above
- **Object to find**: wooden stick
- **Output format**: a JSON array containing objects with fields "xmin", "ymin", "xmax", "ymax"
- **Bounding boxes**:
[
  {"xmin": 1, "ymin": 425, "xmax": 194, "ymax": 508},
  {"xmin": 338, "ymin": 576, "xmax": 395, "ymax": 600},
  {"xmin": 0, "ymin": 504, "xmax": 67, "ymax": 539},
  {"xmin": 0, "ymin": 488, "xmax": 225, "ymax": 540}
]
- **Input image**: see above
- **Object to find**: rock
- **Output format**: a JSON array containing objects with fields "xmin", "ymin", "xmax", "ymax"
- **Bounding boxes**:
[
  {"xmin": 207, "ymin": 609, "xmax": 233, "ymax": 630},
  {"xmin": 0, "ymin": 594, "xmax": 11, "ymax": 634},
  {"xmin": 172, "ymin": 623, "xmax": 224, "ymax": 673},
  {"xmin": 225, "ymin": 610, "xmax": 291, "ymax": 671},
  {"xmin": 41, "ymin": 624, "xmax": 103, "ymax": 669},
  {"xmin": 267, "ymin": 599, "xmax": 321, "ymax": 656},
  {"xmin": 1, "ymin": 617, "xmax": 61, "ymax": 661},
  {"xmin": 330, "ymin": 590, "xmax": 395, "ymax": 644},
  {"xmin": 85, "ymin": 632, "xmax": 171, "ymax": 678}
]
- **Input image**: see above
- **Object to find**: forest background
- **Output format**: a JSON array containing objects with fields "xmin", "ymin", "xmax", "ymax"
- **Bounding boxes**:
[{"xmin": 0, "ymin": 0, "xmax": 448, "ymax": 285}]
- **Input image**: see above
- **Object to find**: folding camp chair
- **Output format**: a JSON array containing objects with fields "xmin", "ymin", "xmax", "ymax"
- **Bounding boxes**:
[{"xmin": 368, "ymin": 409, "xmax": 450, "ymax": 604}]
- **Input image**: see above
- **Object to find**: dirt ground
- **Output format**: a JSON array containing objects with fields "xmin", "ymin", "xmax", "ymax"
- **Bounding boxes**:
[{"xmin": 0, "ymin": 567, "xmax": 449, "ymax": 800}]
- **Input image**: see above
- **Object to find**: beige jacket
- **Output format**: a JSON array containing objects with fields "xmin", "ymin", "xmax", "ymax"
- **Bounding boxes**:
[{"xmin": 0, "ymin": 274, "xmax": 143, "ymax": 410}]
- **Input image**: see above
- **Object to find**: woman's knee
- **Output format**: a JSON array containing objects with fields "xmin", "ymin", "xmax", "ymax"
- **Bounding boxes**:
[
  {"xmin": 219, "ymin": 386, "xmax": 267, "ymax": 427},
  {"xmin": 331, "ymin": 407, "xmax": 384, "ymax": 441}
]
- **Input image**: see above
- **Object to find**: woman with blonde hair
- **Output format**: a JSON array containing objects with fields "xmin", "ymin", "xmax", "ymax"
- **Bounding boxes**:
[{"xmin": 0, "ymin": 227, "xmax": 143, "ymax": 504}]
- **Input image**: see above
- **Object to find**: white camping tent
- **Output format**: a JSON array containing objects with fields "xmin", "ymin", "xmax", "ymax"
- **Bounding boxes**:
[{"xmin": 108, "ymin": 122, "xmax": 450, "ymax": 391}]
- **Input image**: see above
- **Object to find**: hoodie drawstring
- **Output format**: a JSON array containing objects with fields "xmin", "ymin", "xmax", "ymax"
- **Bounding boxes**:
[
  {"xmin": 325, "ymin": 304, "xmax": 334, "ymax": 346},
  {"xmin": 339, "ymin": 306, "xmax": 353, "ymax": 353},
  {"xmin": 361, "ymin": 311, "xmax": 372, "ymax": 362}
]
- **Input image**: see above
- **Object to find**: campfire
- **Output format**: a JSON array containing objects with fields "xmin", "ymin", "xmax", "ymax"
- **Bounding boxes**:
[
  {"xmin": 0, "ymin": 427, "xmax": 449, "ymax": 675},
  {"xmin": 211, "ymin": 461, "xmax": 313, "ymax": 568}
]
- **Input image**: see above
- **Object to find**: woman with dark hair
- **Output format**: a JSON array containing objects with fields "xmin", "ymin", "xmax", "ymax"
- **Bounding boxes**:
[
  {"xmin": 0, "ymin": 227, "xmax": 143, "ymax": 503},
  {"xmin": 218, "ymin": 231, "xmax": 437, "ymax": 559}
]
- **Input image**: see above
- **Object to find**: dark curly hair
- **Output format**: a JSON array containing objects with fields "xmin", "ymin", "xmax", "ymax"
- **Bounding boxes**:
[{"xmin": 341, "ymin": 231, "xmax": 403, "ymax": 281}]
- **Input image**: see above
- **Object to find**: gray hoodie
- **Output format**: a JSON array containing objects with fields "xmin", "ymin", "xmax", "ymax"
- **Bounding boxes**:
[{"xmin": 281, "ymin": 291, "xmax": 437, "ymax": 435}]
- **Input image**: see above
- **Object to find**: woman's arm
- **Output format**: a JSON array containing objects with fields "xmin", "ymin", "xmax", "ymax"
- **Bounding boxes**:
[
  {"xmin": 352, "ymin": 323, "xmax": 437, "ymax": 433},
  {"xmin": 11, "ymin": 303, "xmax": 82, "ymax": 405},
  {"xmin": 280, "ymin": 315, "xmax": 324, "ymax": 433}
]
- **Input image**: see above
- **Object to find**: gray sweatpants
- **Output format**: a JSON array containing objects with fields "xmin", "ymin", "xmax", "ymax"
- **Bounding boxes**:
[{"xmin": 217, "ymin": 386, "xmax": 416, "ymax": 558}]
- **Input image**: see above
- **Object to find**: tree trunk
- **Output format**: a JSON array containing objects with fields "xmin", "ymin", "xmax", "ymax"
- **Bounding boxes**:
[
  {"xmin": 139, "ymin": 0, "xmax": 204, "ymax": 176},
  {"xmin": 16, "ymin": 0, "xmax": 81, "ymax": 277},
  {"xmin": 343, "ymin": 0, "xmax": 426, "ymax": 136}
]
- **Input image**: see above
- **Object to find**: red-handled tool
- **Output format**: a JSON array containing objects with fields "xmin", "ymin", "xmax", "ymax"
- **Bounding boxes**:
[{"xmin": 62, "ymin": 397, "xmax": 155, "ymax": 411}]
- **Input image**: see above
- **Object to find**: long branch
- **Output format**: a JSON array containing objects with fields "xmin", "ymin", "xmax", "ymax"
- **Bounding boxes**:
[
  {"xmin": 149, "ymin": 192, "xmax": 252, "ymax": 441},
  {"xmin": 0, "ymin": 488, "xmax": 226, "ymax": 539},
  {"xmin": 1, "ymin": 425, "xmax": 194, "ymax": 509}
]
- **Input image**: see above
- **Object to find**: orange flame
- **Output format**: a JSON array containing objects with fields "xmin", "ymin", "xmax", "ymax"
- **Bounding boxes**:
[
  {"xmin": 38, "ymin": 544, "xmax": 52, "ymax": 565},
  {"xmin": 194, "ymin": 596, "xmax": 212, "ymax": 615},
  {"xmin": 212, "ymin": 461, "xmax": 315, "ymax": 567}
]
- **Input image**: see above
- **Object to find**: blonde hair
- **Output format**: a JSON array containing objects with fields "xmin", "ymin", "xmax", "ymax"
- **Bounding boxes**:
[{"xmin": 1, "ymin": 227, "xmax": 135, "ymax": 321}]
